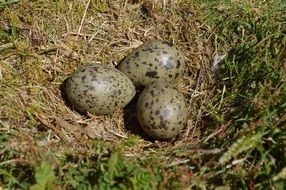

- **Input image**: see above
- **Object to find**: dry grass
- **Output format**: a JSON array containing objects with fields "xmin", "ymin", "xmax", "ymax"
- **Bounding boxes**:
[
  {"xmin": 0, "ymin": 0, "xmax": 213, "ymax": 161},
  {"xmin": 2, "ymin": 0, "xmax": 285, "ymax": 189}
]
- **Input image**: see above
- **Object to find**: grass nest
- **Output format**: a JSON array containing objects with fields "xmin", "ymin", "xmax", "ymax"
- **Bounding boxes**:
[{"xmin": 1, "ymin": 0, "xmax": 213, "ymax": 155}]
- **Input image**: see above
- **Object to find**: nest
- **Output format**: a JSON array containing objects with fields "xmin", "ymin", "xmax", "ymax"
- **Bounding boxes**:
[{"xmin": 1, "ymin": 0, "xmax": 215, "ymax": 160}]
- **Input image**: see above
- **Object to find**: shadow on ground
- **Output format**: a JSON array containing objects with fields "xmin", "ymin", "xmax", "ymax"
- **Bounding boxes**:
[
  {"xmin": 60, "ymin": 78, "xmax": 71, "ymax": 107},
  {"xmin": 122, "ymin": 89, "xmax": 157, "ymax": 142},
  {"xmin": 60, "ymin": 78, "xmax": 87, "ymax": 115}
]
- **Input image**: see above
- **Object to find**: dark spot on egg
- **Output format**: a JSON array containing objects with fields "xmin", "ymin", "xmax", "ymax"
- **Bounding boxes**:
[
  {"xmin": 174, "ymin": 73, "xmax": 179, "ymax": 78},
  {"xmin": 91, "ymin": 66, "xmax": 98, "ymax": 72},
  {"xmin": 176, "ymin": 60, "xmax": 181, "ymax": 68},
  {"xmin": 134, "ymin": 51, "xmax": 139, "ymax": 58},
  {"xmin": 145, "ymin": 71, "xmax": 159, "ymax": 78},
  {"xmin": 155, "ymin": 110, "xmax": 160, "ymax": 115},
  {"xmin": 145, "ymin": 102, "xmax": 149, "ymax": 108},
  {"xmin": 150, "ymin": 90, "xmax": 154, "ymax": 97}
]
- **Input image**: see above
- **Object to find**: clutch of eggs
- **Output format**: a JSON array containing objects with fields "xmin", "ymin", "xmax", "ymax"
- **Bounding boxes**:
[{"xmin": 64, "ymin": 40, "xmax": 188, "ymax": 140}]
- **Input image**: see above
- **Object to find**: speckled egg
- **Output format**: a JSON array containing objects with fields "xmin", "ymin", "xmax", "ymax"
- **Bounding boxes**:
[
  {"xmin": 65, "ymin": 63, "xmax": 136, "ymax": 115},
  {"xmin": 137, "ymin": 82, "xmax": 188, "ymax": 139},
  {"xmin": 118, "ymin": 40, "xmax": 185, "ymax": 86}
]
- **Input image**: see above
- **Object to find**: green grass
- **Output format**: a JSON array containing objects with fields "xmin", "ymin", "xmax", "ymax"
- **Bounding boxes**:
[{"xmin": 0, "ymin": 0, "xmax": 286, "ymax": 189}]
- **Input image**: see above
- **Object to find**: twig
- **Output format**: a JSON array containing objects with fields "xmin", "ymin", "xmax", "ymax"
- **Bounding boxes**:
[
  {"xmin": 167, "ymin": 159, "xmax": 190, "ymax": 167},
  {"xmin": 0, "ymin": 147, "xmax": 7, "ymax": 155},
  {"xmin": 202, "ymin": 128, "xmax": 224, "ymax": 143},
  {"xmin": 34, "ymin": 113, "xmax": 69, "ymax": 144},
  {"xmin": 55, "ymin": 118, "xmax": 83, "ymax": 143},
  {"xmin": 0, "ymin": 43, "xmax": 14, "ymax": 52},
  {"xmin": 226, "ymin": 157, "xmax": 247, "ymax": 169},
  {"xmin": 0, "ymin": 159, "xmax": 27, "ymax": 166},
  {"xmin": 37, "ymin": 47, "xmax": 57, "ymax": 55},
  {"xmin": 106, "ymin": 129, "xmax": 128, "ymax": 139},
  {"xmin": 0, "ymin": 119, "xmax": 11, "ymax": 130},
  {"xmin": 193, "ymin": 148, "xmax": 224, "ymax": 154},
  {"xmin": 189, "ymin": 68, "xmax": 203, "ymax": 105},
  {"xmin": 0, "ymin": 68, "xmax": 2, "ymax": 81},
  {"xmin": 77, "ymin": 0, "xmax": 91, "ymax": 34},
  {"xmin": 88, "ymin": 21, "xmax": 107, "ymax": 43}
]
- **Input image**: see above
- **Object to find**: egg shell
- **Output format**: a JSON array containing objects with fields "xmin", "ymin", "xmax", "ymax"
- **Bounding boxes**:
[
  {"xmin": 118, "ymin": 40, "xmax": 185, "ymax": 86},
  {"xmin": 65, "ymin": 63, "xmax": 136, "ymax": 115},
  {"xmin": 137, "ymin": 82, "xmax": 188, "ymax": 139}
]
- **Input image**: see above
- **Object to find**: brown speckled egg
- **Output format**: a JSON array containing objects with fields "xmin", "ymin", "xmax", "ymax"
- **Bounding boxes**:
[
  {"xmin": 118, "ymin": 40, "xmax": 185, "ymax": 86},
  {"xmin": 65, "ymin": 63, "xmax": 136, "ymax": 115},
  {"xmin": 137, "ymin": 82, "xmax": 188, "ymax": 140}
]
